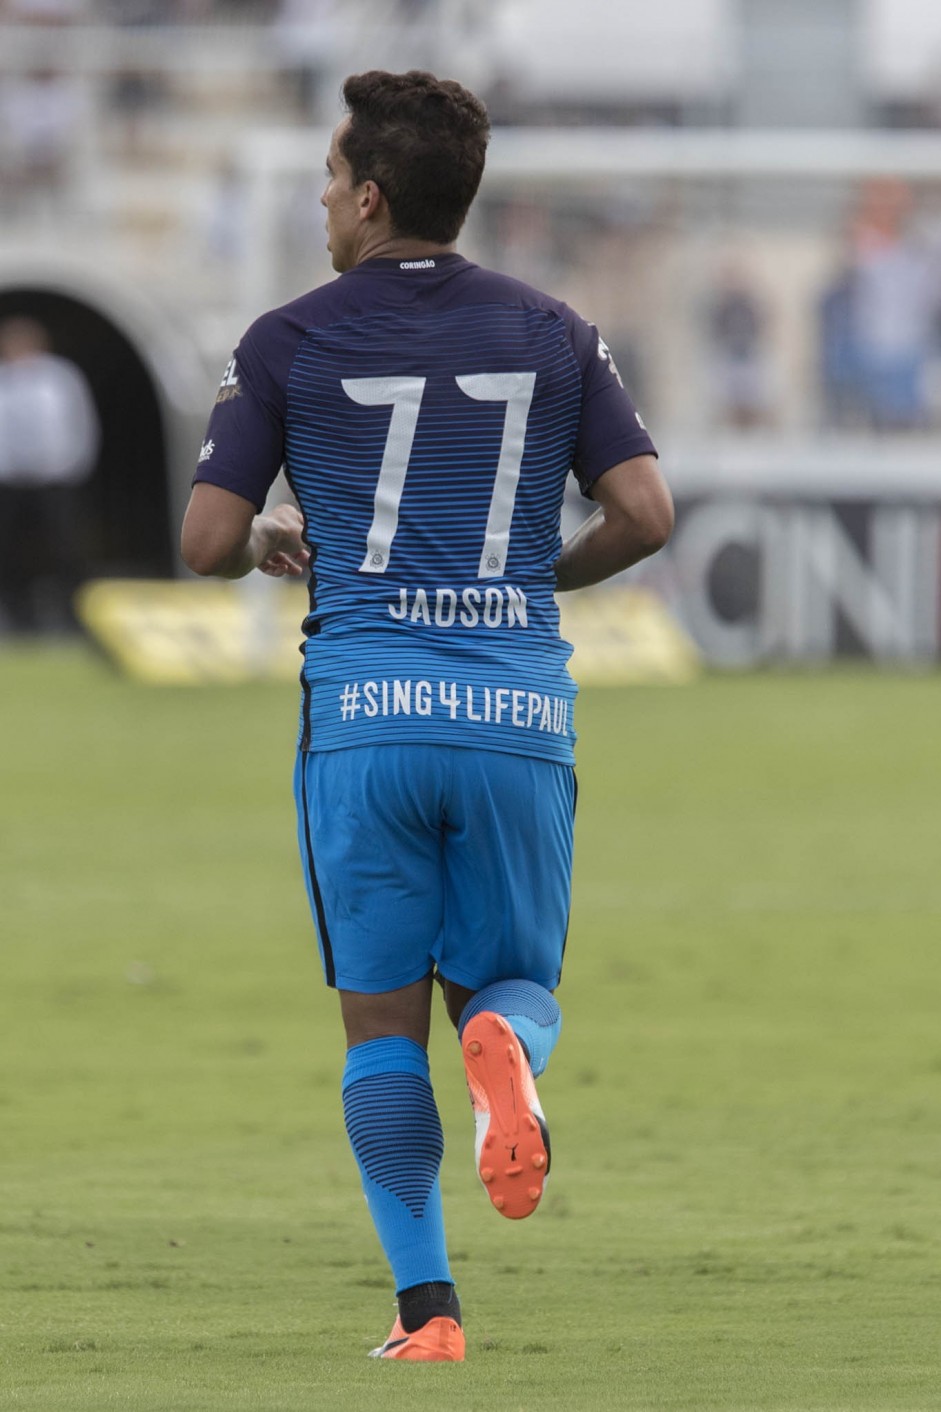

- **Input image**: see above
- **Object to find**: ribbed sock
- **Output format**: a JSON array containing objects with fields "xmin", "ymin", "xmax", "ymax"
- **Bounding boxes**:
[
  {"xmin": 397, "ymin": 1279, "xmax": 462, "ymax": 1333},
  {"xmin": 342, "ymin": 1036, "xmax": 453, "ymax": 1294},
  {"xmin": 458, "ymin": 979, "xmax": 562, "ymax": 1078}
]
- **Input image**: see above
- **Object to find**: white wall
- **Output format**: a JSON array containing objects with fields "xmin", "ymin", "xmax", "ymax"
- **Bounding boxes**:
[
  {"xmin": 863, "ymin": 0, "xmax": 941, "ymax": 97},
  {"xmin": 489, "ymin": 0, "xmax": 736, "ymax": 102}
]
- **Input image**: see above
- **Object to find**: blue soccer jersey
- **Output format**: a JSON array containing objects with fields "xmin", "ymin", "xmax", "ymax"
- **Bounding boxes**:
[{"xmin": 195, "ymin": 254, "xmax": 656, "ymax": 764}]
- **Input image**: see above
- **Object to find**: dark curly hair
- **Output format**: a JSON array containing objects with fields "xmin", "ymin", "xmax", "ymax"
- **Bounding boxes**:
[{"xmin": 340, "ymin": 70, "xmax": 491, "ymax": 245}]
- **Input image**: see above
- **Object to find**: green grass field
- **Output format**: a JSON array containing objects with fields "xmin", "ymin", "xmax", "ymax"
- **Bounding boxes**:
[{"xmin": 3, "ymin": 645, "xmax": 941, "ymax": 1410}]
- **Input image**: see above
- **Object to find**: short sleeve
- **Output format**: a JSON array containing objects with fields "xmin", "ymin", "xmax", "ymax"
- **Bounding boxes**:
[
  {"xmin": 192, "ymin": 323, "xmax": 289, "ymax": 512},
  {"xmin": 568, "ymin": 316, "xmax": 657, "ymax": 497}
]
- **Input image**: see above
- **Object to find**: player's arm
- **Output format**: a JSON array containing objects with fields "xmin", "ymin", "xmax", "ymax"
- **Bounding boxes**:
[
  {"xmin": 554, "ymin": 453, "xmax": 674, "ymax": 592},
  {"xmin": 181, "ymin": 482, "xmax": 309, "ymax": 580}
]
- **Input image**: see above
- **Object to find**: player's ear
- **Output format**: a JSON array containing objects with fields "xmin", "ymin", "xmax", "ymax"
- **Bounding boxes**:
[{"xmin": 359, "ymin": 180, "xmax": 384, "ymax": 221}]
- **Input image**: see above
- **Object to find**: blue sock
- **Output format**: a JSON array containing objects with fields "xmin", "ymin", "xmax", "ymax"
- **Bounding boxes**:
[
  {"xmin": 458, "ymin": 979, "xmax": 562, "ymax": 1078},
  {"xmin": 342, "ymin": 1036, "xmax": 452, "ymax": 1294}
]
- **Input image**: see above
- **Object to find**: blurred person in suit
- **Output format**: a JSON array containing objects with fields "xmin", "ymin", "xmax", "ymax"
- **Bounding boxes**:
[{"xmin": 0, "ymin": 317, "xmax": 100, "ymax": 635}]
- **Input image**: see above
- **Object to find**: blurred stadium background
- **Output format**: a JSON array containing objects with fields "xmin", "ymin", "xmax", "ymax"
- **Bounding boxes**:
[
  {"xmin": 1, "ymin": 0, "xmax": 941, "ymax": 668},
  {"xmin": 5, "ymin": 10, "xmax": 941, "ymax": 1405}
]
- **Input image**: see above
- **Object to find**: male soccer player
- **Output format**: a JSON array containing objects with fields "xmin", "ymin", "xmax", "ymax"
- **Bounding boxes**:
[{"xmin": 181, "ymin": 70, "xmax": 673, "ymax": 1362}]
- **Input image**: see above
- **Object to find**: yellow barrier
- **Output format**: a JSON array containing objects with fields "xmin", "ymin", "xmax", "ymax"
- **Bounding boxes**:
[
  {"xmin": 77, "ymin": 579, "xmax": 700, "ymax": 687},
  {"xmin": 559, "ymin": 586, "xmax": 700, "ymax": 685}
]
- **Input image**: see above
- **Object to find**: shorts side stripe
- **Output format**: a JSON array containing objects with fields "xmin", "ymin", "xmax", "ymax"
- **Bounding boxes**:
[
  {"xmin": 300, "ymin": 756, "xmax": 336, "ymax": 987},
  {"xmin": 560, "ymin": 767, "xmax": 577, "ymax": 969},
  {"xmin": 300, "ymin": 674, "xmax": 312, "ymax": 752}
]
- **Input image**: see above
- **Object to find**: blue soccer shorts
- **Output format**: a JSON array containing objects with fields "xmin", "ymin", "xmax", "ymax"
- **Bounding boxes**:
[{"xmin": 294, "ymin": 743, "xmax": 576, "ymax": 994}]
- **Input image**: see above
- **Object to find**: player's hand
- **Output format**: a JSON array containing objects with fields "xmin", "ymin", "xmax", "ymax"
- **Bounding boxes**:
[
  {"xmin": 258, "ymin": 548, "xmax": 309, "ymax": 577},
  {"xmin": 257, "ymin": 503, "xmax": 310, "ymax": 577}
]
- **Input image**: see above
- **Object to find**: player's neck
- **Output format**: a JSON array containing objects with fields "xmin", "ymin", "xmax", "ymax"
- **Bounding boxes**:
[{"xmin": 354, "ymin": 232, "xmax": 456, "ymax": 267}]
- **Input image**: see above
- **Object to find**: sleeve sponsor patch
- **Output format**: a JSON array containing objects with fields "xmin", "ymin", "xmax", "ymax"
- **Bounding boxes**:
[
  {"xmin": 594, "ymin": 330, "xmax": 625, "ymax": 389},
  {"xmin": 214, "ymin": 356, "xmax": 242, "ymax": 404}
]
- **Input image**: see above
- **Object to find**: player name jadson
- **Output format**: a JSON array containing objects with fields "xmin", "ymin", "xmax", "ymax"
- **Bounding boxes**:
[
  {"xmin": 338, "ymin": 677, "xmax": 571, "ymax": 736},
  {"xmin": 388, "ymin": 584, "xmax": 528, "ymax": 628}
]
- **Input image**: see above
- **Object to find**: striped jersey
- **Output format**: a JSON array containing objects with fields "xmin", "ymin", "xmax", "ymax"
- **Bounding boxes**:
[{"xmin": 195, "ymin": 253, "xmax": 656, "ymax": 764}]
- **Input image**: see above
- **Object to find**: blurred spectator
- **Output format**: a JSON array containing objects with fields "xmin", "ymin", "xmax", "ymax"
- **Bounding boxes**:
[
  {"xmin": 0, "ymin": 318, "xmax": 101, "ymax": 635},
  {"xmin": 3, "ymin": 0, "xmax": 86, "ymax": 18},
  {"xmin": 272, "ymin": 0, "xmax": 338, "ymax": 120},
  {"xmin": 204, "ymin": 157, "xmax": 249, "ymax": 262},
  {"xmin": 100, "ymin": 0, "xmax": 174, "ymax": 152},
  {"xmin": 0, "ymin": 68, "xmax": 83, "ymax": 214},
  {"xmin": 817, "ymin": 182, "xmax": 941, "ymax": 433},
  {"xmin": 848, "ymin": 180, "xmax": 939, "ymax": 432},
  {"xmin": 99, "ymin": 1, "xmax": 197, "ymax": 18},
  {"xmin": 705, "ymin": 264, "xmax": 774, "ymax": 430},
  {"xmin": 818, "ymin": 261, "xmax": 862, "ymax": 430},
  {"xmin": 0, "ymin": 0, "xmax": 86, "ymax": 212}
]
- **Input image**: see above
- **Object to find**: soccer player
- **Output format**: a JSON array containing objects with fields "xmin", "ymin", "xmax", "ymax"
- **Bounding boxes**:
[{"xmin": 181, "ymin": 70, "xmax": 673, "ymax": 1362}]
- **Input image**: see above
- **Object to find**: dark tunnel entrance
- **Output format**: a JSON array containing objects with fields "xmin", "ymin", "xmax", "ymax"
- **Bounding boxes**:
[{"xmin": 0, "ymin": 285, "xmax": 174, "ymax": 580}]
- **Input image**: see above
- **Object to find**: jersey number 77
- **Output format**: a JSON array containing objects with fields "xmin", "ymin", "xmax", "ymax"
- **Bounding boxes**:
[{"xmin": 342, "ymin": 372, "xmax": 537, "ymax": 581}]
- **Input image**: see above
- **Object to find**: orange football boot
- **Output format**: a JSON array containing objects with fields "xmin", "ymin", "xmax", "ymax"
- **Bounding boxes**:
[
  {"xmin": 461, "ymin": 1011, "xmax": 550, "ymax": 1220},
  {"xmin": 368, "ymin": 1314, "xmax": 465, "ymax": 1361}
]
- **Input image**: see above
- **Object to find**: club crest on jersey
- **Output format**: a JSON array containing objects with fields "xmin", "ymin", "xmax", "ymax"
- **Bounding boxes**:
[{"xmin": 215, "ymin": 356, "xmax": 242, "ymax": 404}]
